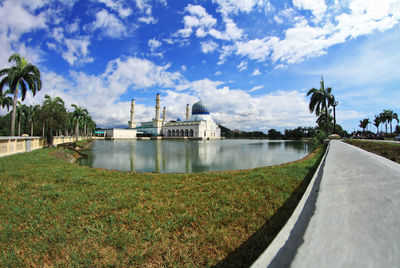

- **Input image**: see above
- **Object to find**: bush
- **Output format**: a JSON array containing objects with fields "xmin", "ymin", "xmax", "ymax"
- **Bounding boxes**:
[{"xmin": 311, "ymin": 130, "xmax": 326, "ymax": 150}]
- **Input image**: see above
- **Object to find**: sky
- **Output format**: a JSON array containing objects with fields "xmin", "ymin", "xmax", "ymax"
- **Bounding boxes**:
[{"xmin": 0, "ymin": 0, "xmax": 400, "ymax": 133}]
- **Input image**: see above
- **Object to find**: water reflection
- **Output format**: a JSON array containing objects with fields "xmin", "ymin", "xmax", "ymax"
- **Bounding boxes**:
[{"xmin": 80, "ymin": 139, "xmax": 310, "ymax": 173}]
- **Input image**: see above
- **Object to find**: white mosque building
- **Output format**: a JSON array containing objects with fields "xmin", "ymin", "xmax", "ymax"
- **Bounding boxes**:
[{"xmin": 106, "ymin": 94, "xmax": 221, "ymax": 140}]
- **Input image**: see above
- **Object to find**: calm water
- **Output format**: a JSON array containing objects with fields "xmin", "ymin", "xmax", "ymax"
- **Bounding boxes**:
[{"xmin": 79, "ymin": 139, "xmax": 310, "ymax": 173}]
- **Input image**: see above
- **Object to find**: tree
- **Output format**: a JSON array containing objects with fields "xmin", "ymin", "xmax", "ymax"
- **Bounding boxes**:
[
  {"xmin": 41, "ymin": 95, "xmax": 67, "ymax": 146},
  {"xmin": 268, "ymin": 129, "xmax": 282, "ymax": 139},
  {"xmin": 71, "ymin": 104, "xmax": 88, "ymax": 137},
  {"xmin": 380, "ymin": 110, "xmax": 390, "ymax": 134},
  {"xmin": 0, "ymin": 89, "xmax": 13, "ymax": 112},
  {"xmin": 316, "ymin": 109, "xmax": 333, "ymax": 131},
  {"xmin": 65, "ymin": 112, "xmax": 75, "ymax": 136},
  {"xmin": 24, "ymin": 104, "xmax": 40, "ymax": 136},
  {"xmin": 85, "ymin": 115, "xmax": 96, "ymax": 136},
  {"xmin": 15, "ymin": 102, "xmax": 27, "ymax": 136},
  {"xmin": 373, "ymin": 115, "xmax": 381, "ymax": 134},
  {"xmin": 0, "ymin": 54, "xmax": 42, "ymax": 136},
  {"xmin": 307, "ymin": 76, "xmax": 334, "ymax": 136},
  {"xmin": 385, "ymin": 110, "xmax": 399, "ymax": 134},
  {"xmin": 359, "ymin": 118, "xmax": 370, "ymax": 134}
]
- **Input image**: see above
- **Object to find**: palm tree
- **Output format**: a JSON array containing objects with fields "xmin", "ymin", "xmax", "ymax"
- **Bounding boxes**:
[
  {"xmin": 41, "ymin": 95, "xmax": 67, "ymax": 146},
  {"xmin": 359, "ymin": 118, "xmax": 370, "ymax": 134},
  {"xmin": 86, "ymin": 115, "xmax": 96, "ymax": 136},
  {"xmin": 65, "ymin": 112, "xmax": 73, "ymax": 136},
  {"xmin": 0, "ymin": 54, "xmax": 42, "ymax": 136},
  {"xmin": 373, "ymin": 115, "xmax": 381, "ymax": 134},
  {"xmin": 380, "ymin": 110, "xmax": 390, "ymax": 134},
  {"xmin": 0, "ymin": 89, "xmax": 13, "ymax": 112},
  {"xmin": 71, "ymin": 104, "xmax": 88, "ymax": 138},
  {"xmin": 316, "ymin": 109, "xmax": 333, "ymax": 130},
  {"xmin": 15, "ymin": 102, "xmax": 27, "ymax": 136},
  {"xmin": 307, "ymin": 76, "xmax": 334, "ymax": 136},
  {"xmin": 385, "ymin": 110, "xmax": 399, "ymax": 134},
  {"xmin": 24, "ymin": 105, "xmax": 40, "ymax": 136}
]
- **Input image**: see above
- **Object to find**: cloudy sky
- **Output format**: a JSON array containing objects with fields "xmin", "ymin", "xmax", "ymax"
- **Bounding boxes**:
[{"xmin": 1, "ymin": 0, "xmax": 399, "ymax": 132}]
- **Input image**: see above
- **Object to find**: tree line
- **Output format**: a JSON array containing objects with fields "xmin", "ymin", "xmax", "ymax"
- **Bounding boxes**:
[
  {"xmin": 0, "ymin": 53, "xmax": 96, "ymax": 144},
  {"xmin": 359, "ymin": 110, "xmax": 399, "ymax": 135}
]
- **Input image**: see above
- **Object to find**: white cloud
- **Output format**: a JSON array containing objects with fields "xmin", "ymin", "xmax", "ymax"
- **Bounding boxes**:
[
  {"xmin": 0, "ymin": 0, "xmax": 47, "ymax": 68},
  {"xmin": 66, "ymin": 20, "xmax": 80, "ymax": 33},
  {"xmin": 249, "ymin": 85, "xmax": 264, "ymax": 92},
  {"xmin": 212, "ymin": 0, "xmax": 273, "ymax": 15},
  {"xmin": 176, "ymin": 4, "xmax": 243, "ymax": 41},
  {"xmin": 215, "ymin": 71, "xmax": 222, "ymax": 76},
  {"xmin": 97, "ymin": 0, "xmax": 132, "ymax": 18},
  {"xmin": 0, "ymin": 0, "xmax": 46, "ymax": 41},
  {"xmin": 62, "ymin": 38, "xmax": 94, "ymax": 65},
  {"xmin": 176, "ymin": 4, "xmax": 217, "ymax": 37},
  {"xmin": 165, "ymin": 78, "xmax": 315, "ymax": 130},
  {"xmin": 234, "ymin": 38, "xmax": 274, "ymax": 61},
  {"xmin": 274, "ymin": 8, "xmax": 302, "ymax": 24},
  {"xmin": 200, "ymin": 40, "xmax": 218, "ymax": 53},
  {"xmin": 237, "ymin": 60, "xmax": 247, "ymax": 71},
  {"xmin": 92, "ymin": 9, "xmax": 128, "ymax": 38},
  {"xmin": 252, "ymin": 69, "xmax": 261, "ymax": 76},
  {"xmin": 217, "ymin": 0, "xmax": 400, "ymax": 65},
  {"xmin": 26, "ymin": 57, "xmax": 185, "ymax": 127},
  {"xmin": 293, "ymin": 0, "xmax": 327, "ymax": 20},
  {"xmin": 302, "ymin": 28, "xmax": 400, "ymax": 88},
  {"xmin": 138, "ymin": 16, "xmax": 157, "ymax": 24},
  {"xmin": 104, "ymin": 57, "xmax": 183, "ymax": 90},
  {"xmin": 148, "ymin": 38, "xmax": 161, "ymax": 51}
]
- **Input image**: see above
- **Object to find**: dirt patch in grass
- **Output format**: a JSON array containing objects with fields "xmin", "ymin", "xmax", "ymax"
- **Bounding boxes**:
[
  {"xmin": 346, "ymin": 139, "xmax": 400, "ymax": 163},
  {"xmin": 49, "ymin": 149, "xmax": 78, "ymax": 163}
]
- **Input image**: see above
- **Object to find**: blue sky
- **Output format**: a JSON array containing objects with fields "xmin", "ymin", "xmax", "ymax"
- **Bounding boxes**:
[{"xmin": 1, "ymin": 0, "xmax": 399, "ymax": 132}]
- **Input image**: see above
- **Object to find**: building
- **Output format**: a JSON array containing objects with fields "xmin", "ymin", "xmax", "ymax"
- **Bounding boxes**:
[{"xmin": 133, "ymin": 94, "xmax": 221, "ymax": 140}]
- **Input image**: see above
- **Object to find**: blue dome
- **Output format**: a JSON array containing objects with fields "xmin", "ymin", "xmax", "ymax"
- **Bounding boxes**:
[{"xmin": 192, "ymin": 100, "xmax": 210, "ymax": 115}]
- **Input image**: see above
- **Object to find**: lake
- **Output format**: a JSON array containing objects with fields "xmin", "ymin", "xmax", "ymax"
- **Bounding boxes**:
[{"xmin": 79, "ymin": 139, "xmax": 311, "ymax": 173}]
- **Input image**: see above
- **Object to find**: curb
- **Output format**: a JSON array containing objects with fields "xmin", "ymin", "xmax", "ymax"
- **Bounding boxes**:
[{"xmin": 251, "ymin": 142, "xmax": 331, "ymax": 267}]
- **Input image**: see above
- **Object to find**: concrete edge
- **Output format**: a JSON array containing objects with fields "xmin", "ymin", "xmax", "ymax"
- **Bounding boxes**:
[{"xmin": 251, "ymin": 142, "xmax": 331, "ymax": 268}]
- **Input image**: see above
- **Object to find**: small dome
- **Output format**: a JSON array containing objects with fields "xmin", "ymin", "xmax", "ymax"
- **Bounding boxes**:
[{"xmin": 192, "ymin": 100, "xmax": 210, "ymax": 115}]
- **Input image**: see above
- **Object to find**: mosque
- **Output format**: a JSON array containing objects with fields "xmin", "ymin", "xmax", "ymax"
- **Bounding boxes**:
[{"xmin": 106, "ymin": 94, "xmax": 221, "ymax": 140}]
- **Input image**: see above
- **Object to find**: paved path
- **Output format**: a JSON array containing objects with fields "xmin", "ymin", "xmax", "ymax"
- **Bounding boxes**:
[{"xmin": 253, "ymin": 140, "xmax": 400, "ymax": 267}]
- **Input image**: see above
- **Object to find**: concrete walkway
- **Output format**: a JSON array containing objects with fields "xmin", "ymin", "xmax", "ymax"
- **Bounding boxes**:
[{"xmin": 252, "ymin": 140, "xmax": 400, "ymax": 267}]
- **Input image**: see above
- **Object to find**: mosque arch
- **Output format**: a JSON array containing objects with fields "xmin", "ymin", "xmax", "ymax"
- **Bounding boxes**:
[
  {"xmin": 172, "ymin": 130, "xmax": 175, "ymax": 136},
  {"xmin": 176, "ymin": 129, "xmax": 180, "ymax": 136},
  {"xmin": 168, "ymin": 130, "xmax": 171, "ymax": 137},
  {"xmin": 190, "ymin": 129, "xmax": 194, "ymax": 137},
  {"xmin": 185, "ymin": 129, "xmax": 188, "ymax": 136},
  {"xmin": 180, "ymin": 129, "xmax": 184, "ymax": 137}
]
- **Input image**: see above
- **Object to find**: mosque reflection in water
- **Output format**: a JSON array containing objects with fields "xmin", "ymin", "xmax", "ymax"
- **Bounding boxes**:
[{"xmin": 80, "ymin": 139, "xmax": 310, "ymax": 173}]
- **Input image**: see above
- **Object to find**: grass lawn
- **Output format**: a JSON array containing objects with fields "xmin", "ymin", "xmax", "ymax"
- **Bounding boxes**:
[
  {"xmin": 0, "ymin": 146, "xmax": 323, "ymax": 267},
  {"xmin": 345, "ymin": 139, "xmax": 400, "ymax": 163}
]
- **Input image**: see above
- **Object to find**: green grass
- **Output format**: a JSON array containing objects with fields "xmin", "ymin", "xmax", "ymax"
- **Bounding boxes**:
[
  {"xmin": 0, "ymin": 147, "xmax": 324, "ymax": 266},
  {"xmin": 75, "ymin": 138, "xmax": 95, "ymax": 149},
  {"xmin": 346, "ymin": 139, "xmax": 400, "ymax": 163}
]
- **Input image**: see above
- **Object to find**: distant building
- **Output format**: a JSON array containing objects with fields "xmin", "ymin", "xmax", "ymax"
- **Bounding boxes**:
[
  {"xmin": 135, "ymin": 94, "xmax": 221, "ymax": 140},
  {"xmin": 106, "ymin": 94, "xmax": 221, "ymax": 140}
]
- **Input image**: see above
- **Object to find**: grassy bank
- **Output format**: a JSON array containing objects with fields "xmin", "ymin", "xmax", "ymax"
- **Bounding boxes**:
[
  {"xmin": 0, "ymin": 147, "xmax": 324, "ymax": 266},
  {"xmin": 345, "ymin": 139, "xmax": 400, "ymax": 163}
]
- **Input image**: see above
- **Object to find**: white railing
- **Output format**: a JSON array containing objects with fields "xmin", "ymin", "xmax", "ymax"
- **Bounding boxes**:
[{"xmin": 0, "ymin": 136, "xmax": 86, "ymax": 158}]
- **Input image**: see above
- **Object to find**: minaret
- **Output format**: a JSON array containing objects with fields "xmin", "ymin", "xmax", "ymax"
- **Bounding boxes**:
[
  {"xmin": 162, "ymin": 107, "xmax": 166, "ymax": 125},
  {"xmin": 186, "ymin": 104, "xmax": 190, "ymax": 121},
  {"xmin": 155, "ymin": 93, "xmax": 160, "ymax": 119},
  {"xmin": 128, "ymin": 99, "xmax": 136, "ymax": 128},
  {"xmin": 153, "ymin": 93, "xmax": 163, "ymax": 135}
]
